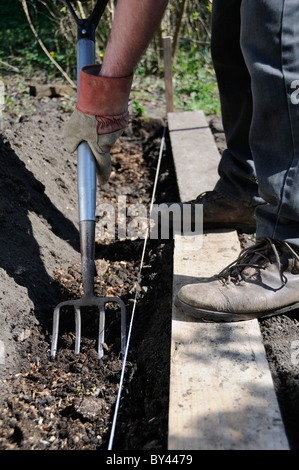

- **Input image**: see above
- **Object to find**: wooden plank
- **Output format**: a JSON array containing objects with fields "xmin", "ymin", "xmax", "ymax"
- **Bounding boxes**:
[
  {"xmin": 167, "ymin": 110, "xmax": 220, "ymax": 202},
  {"xmin": 28, "ymin": 84, "xmax": 76, "ymax": 98},
  {"xmin": 167, "ymin": 111, "xmax": 289, "ymax": 450},
  {"xmin": 169, "ymin": 232, "xmax": 289, "ymax": 450}
]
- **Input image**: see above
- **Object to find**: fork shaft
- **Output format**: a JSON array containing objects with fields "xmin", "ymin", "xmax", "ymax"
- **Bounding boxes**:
[
  {"xmin": 77, "ymin": 141, "xmax": 97, "ymax": 223},
  {"xmin": 77, "ymin": 37, "xmax": 97, "ymax": 224},
  {"xmin": 80, "ymin": 220, "xmax": 96, "ymax": 297},
  {"xmin": 76, "ymin": 35, "xmax": 97, "ymax": 299}
]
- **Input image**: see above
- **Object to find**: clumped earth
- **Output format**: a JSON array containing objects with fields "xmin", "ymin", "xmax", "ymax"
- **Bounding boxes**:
[{"xmin": 0, "ymin": 75, "xmax": 299, "ymax": 450}]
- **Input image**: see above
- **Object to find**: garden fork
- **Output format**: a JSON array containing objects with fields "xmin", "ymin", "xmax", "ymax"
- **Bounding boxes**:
[{"xmin": 51, "ymin": 0, "xmax": 126, "ymax": 359}]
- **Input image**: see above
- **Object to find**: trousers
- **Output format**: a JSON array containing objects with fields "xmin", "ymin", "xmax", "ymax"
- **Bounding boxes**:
[{"xmin": 211, "ymin": 0, "xmax": 299, "ymax": 246}]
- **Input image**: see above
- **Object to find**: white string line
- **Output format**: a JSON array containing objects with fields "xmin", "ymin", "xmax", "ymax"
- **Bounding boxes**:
[{"xmin": 108, "ymin": 122, "xmax": 167, "ymax": 450}]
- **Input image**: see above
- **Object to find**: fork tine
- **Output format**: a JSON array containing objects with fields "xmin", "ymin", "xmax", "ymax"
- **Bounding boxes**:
[
  {"xmin": 98, "ymin": 304, "xmax": 105, "ymax": 360},
  {"xmin": 51, "ymin": 297, "xmax": 126, "ymax": 359},
  {"xmin": 120, "ymin": 301, "xmax": 126, "ymax": 358},
  {"xmin": 74, "ymin": 306, "xmax": 81, "ymax": 354},
  {"xmin": 51, "ymin": 306, "xmax": 60, "ymax": 358}
]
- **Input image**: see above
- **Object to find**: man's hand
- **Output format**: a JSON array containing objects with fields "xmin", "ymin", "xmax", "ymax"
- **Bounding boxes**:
[
  {"xmin": 64, "ymin": 65, "xmax": 132, "ymax": 184},
  {"xmin": 65, "ymin": 0, "xmax": 168, "ymax": 184}
]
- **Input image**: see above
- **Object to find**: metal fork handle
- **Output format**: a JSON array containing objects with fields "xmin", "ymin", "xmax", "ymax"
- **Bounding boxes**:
[
  {"xmin": 77, "ymin": 38, "xmax": 97, "ymax": 222},
  {"xmin": 80, "ymin": 220, "xmax": 95, "ymax": 297},
  {"xmin": 77, "ymin": 38, "xmax": 97, "ymax": 297},
  {"xmin": 65, "ymin": 0, "xmax": 103, "ymax": 223},
  {"xmin": 65, "ymin": 0, "xmax": 109, "ymax": 41}
]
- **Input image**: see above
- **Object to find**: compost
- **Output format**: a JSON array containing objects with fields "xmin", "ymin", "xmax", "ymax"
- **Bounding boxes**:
[{"xmin": 0, "ymin": 77, "xmax": 299, "ymax": 451}]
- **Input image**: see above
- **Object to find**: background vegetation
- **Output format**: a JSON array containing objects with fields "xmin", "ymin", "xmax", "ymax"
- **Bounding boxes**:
[{"xmin": 0, "ymin": 0, "xmax": 220, "ymax": 115}]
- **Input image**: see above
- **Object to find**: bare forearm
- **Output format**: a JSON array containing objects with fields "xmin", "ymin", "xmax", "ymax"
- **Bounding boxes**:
[{"xmin": 100, "ymin": 0, "xmax": 169, "ymax": 77}]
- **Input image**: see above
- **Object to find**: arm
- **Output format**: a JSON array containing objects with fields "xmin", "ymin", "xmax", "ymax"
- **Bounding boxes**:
[
  {"xmin": 100, "ymin": 0, "xmax": 169, "ymax": 77},
  {"xmin": 65, "ymin": 0, "xmax": 168, "ymax": 184}
]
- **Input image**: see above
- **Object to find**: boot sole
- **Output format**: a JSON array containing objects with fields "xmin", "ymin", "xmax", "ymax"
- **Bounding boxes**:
[
  {"xmin": 175, "ymin": 296, "xmax": 299, "ymax": 322},
  {"xmin": 203, "ymin": 222, "xmax": 256, "ymax": 234},
  {"xmin": 158, "ymin": 204, "xmax": 256, "ymax": 234}
]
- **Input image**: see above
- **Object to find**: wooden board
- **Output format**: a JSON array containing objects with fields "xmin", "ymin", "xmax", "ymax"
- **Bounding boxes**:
[
  {"xmin": 28, "ymin": 84, "xmax": 76, "ymax": 98},
  {"xmin": 167, "ymin": 111, "xmax": 289, "ymax": 450},
  {"xmin": 167, "ymin": 110, "xmax": 220, "ymax": 202}
]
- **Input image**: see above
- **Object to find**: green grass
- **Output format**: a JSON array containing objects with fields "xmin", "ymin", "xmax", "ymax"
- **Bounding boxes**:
[
  {"xmin": 131, "ymin": 45, "xmax": 220, "ymax": 116},
  {"xmin": 172, "ymin": 44, "xmax": 220, "ymax": 115}
]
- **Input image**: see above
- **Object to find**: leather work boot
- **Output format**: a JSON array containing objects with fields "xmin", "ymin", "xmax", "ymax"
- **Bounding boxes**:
[
  {"xmin": 175, "ymin": 238, "xmax": 299, "ymax": 322},
  {"xmin": 155, "ymin": 190, "xmax": 257, "ymax": 236},
  {"xmin": 191, "ymin": 190, "xmax": 256, "ymax": 233}
]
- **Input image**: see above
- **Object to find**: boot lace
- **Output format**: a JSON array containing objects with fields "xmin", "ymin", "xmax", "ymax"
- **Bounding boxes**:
[{"xmin": 216, "ymin": 238, "xmax": 299, "ymax": 287}]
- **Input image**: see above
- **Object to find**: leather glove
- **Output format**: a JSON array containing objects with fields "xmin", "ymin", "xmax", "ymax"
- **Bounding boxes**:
[{"xmin": 64, "ymin": 65, "xmax": 133, "ymax": 184}]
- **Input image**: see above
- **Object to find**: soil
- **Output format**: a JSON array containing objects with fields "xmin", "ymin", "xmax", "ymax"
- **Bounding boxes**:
[{"xmin": 0, "ymin": 75, "xmax": 299, "ymax": 451}]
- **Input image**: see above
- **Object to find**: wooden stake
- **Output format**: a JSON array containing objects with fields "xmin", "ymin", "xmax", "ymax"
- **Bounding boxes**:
[
  {"xmin": 163, "ymin": 36, "xmax": 174, "ymax": 113},
  {"xmin": 0, "ymin": 79, "xmax": 4, "ymax": 132}
]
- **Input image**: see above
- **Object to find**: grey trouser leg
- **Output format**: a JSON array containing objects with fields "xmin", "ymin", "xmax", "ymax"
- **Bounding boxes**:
[
  {"xmin": 211, "ymin": 0, "xmax": 299, "ymax": 246},
  {"xmin": 211, "ymin": 0, "xmax": 263, "ymax": 207}
]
